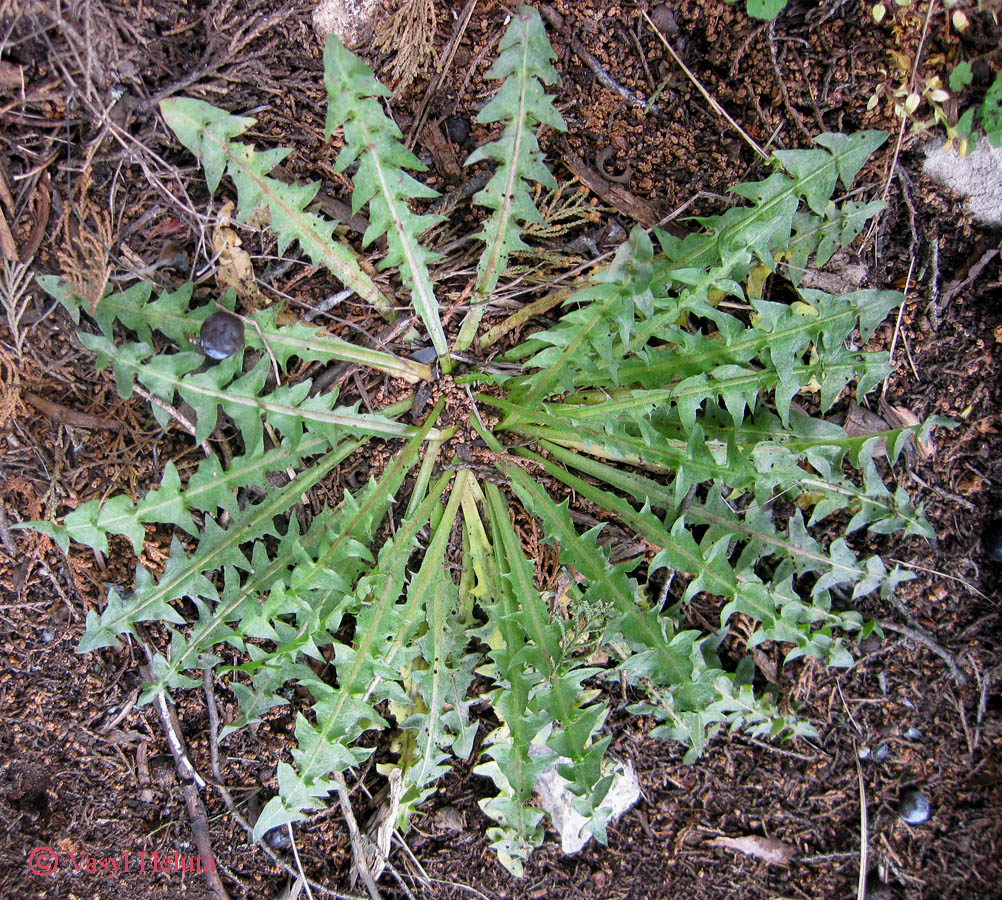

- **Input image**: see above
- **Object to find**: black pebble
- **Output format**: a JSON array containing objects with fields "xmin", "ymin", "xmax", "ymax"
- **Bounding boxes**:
[
  {"xmin": 443, "ymin": 116, "xmax": 470, "ymax": 145},
  {"xmin": 409, "ymin": 345, "xmax": 439, "ymax": 365},
  {"xmin": 972, "ymin": 59, "xmax": 992, "ymax": 86},
  {"xmin": 200, "ymin": 310, "xmax": 245, "ymax": 361},
  {"xmin": 983, "ymin": 519, "xmax": 1002, "ymax": 563},
  {"xmin": 263, "ymin": 826, "xmax": 292, "ymax": 850}
]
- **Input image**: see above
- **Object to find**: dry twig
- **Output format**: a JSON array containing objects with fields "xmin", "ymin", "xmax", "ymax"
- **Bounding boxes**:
[
  {"xmin": 201, "ymin": 670, "xmax": 365, "ymax": 900},
  {"xmin": 642, "ymin": 9, "xmax": 766, "ymax": 160},
  {"xmin": 540, "ymin": 5, "xmax": 654, "ymax": 113},
  {"xmin": 877, "ymin": 618, "xmax": 967, "ymax": 686},
  {"xmin": 134, "ymin": 628, "xmax": 230, "ymax": 900}
]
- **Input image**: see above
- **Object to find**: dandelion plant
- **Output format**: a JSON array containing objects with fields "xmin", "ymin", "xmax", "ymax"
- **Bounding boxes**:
[{"xmin": 26, "ymin": 5, "xmax": 941, "ymax": 877}]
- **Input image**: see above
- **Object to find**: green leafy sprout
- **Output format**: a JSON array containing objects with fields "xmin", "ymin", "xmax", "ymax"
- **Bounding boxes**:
[
  {"xmin": 725, "ymin": 0, "xmax": 788, "ymax": 22},
  {"xmin": 866, "ymin": 1, "xmax": 1002, "ymax": 155},
  {"xmin": 25, "ymin": 5, "xmax": 941, "ymax": 877}
]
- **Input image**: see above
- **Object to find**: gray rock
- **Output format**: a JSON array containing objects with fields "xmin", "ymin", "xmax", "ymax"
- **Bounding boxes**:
[
  {"xmin": 898, "ymin": 788, "xmax": 931, "ymax": 825},
  {"xmin": 923, "ymin": 137, "xmax": 1002, "ymax": 226}
]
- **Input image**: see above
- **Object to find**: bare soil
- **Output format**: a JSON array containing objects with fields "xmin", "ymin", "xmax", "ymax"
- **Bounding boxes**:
[{"xmin": 2, "ymin": 1, "xmax": 1001, "ymax": 899}]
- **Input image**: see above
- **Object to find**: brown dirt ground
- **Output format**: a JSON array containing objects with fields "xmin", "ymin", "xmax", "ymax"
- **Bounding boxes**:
[{"xmin": 2, "ymin": 1, "xmax": 1001, "ymax": 898}]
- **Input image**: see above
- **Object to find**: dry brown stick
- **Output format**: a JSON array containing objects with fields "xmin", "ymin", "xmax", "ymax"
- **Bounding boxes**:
[
  {"xmin": 642, "ymin": 9, "xmax": 766, "ymax": 160},
  {"xmin": 406, "ymin": 0, "xmax": 479, "ymax": 150},
  {"xmin": 0, "ymin": 504, "xmax": 19, "ymax": 557},
  {"xmin": 0, "ymin": 156, "xmax": 16, "ymax": 211},
  {"xmin": 972, "ymin": 663, "xmax": 992, "ymax": 755},
  {"xmin": 333, "ymin": 772, "xmax": 382, "ymax": 900},
  {"xmin": 542, "ymin": 5, "xmax": 653, "ymax": 112},
  {"xmin": 130, "ymin": 383, "xmax": 215, "ymax": 457},
  {"xmin": 0, "ymin": 207, "xmax": 16, "ymax": 260},
  {"xmin": 881, "ymin": 254, "xmax": 917, "ymax": 400},
  {"xmin": 767, "ymin": 20, "xmax": 813, "ymax": 144},
  {"xmin": 19, "ymin": 169, "xmax": 50, "ymax": 262},
  {"xmin": 310, "ymin": 314, "xmax": 416, "ymax": 395},
  {"xmin": 140, "ymin": 5, "xmax": 296, "ymax": 109},
  {"xmin": 853, "ymin": 745, "xmax": 868, "ymax": 900},
  {"xmin": 941, "ymin": 245, "xmax": 999, "ymax": 306},
  {"xmin": 182, "ymin": 783, "xmax": 231, "ymax": 900},
  {"xmin": 201, "ymin": 671, "xmax": 365, "ymax": 900},
  {"xmin": 203, "ymin": 667, "xmax": 225, "ymax": 789},
  {"xmin": 451, "ymin": 18, "xmax": 501, "ymax": 121},
  {"xmin": 560, "ymin": 150, "xmax": 661, "ymax": 227},
  {"xmin": 23, "ymin": 390, "xmax": 123, "ymax": 432},
  {"xmin": 622, "ymin": 19, "xmax": 655, "ymax": 91},
  {"xmin": 134, "ymin": 631, "xmax": 229, "ymax": 900},
  {"xmin": 877, "ymin": 618, "xmax": 967, "ymax": 686},
  {"xmin": 539, "ymin": 4, "xmax": 653, "ymax": 112},
  {"xmin": 729, "ymin": 23, "xmax": 769, "ymax": 78},
  {"xmin": 865, "ymin": 0, "xmax": 939, "ymax": 246},
  {"xmin": 891, "ymin": 557, "xmax": 989, "ymax": 602}
]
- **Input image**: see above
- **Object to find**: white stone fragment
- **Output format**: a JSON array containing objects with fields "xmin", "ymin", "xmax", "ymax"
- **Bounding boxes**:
[
  {"xmin": 313, "ymin": 0, "xmax": 381, "ymax": 49},
  {"xmin": 923, "ymin": 136, "xmax": 1002, "ymax": 226},
  {"xmin": 533, "ymin": 757, "xmax": 641, "ymax": 855}
]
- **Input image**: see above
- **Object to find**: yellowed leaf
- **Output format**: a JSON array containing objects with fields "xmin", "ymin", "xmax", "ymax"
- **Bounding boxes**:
[
  {"xmin": 884, "ymin": 403, "xmax": 934, "ymax": 459},
  {"xmin": 745, "ymin": 264, "xmax": 771, "ymax": 301},
  {"xmin": 212, "ymin": 201, "xmax": 266, "ymax": 307}
]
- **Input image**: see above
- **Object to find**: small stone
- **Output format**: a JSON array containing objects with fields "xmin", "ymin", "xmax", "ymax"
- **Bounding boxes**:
[
  {"xmin": 263, "ymin": 825, "xmax": 292, "ymax": 850},
  {"xmin": 923, "ymin": 137, "xmax": 1002, "ymax": 226},
  {"xmin": 972, "ymin": 58, "xmax": 992, "ymax": 86},
  {"xmin": 431, "ymin": 806, "xmax": 465, "ymax": 832},
  {"xmin": 898, "ymin": 789, "xmax": 931, "ymax": 825},
  {"xmin": 442, "ymin": 116, "xmax": 470, "ymax": 145},
  {"xmin": 983, "ymin": 519, "xmax": 1002, "ymax": 562},
  {"xmin": 200, "ymin": 311, "xmax": 245, "ymax": 361},
  {"xmin": 860, "ymin": 742, "xmax": 891, "ymax": 763},
  {"xmin": 904, "ymin": 727, "xmax": 923, "ymax": 740},
  {"xmin": 313, "ymin": 0, "xmax": 381, "ymax": 49},
  {"xmin": 408, "ymin": 345, "xmax": 438, "ymax": 365},
  {"xmin": 873, "ymin": 743, "xmax": 890, "ymax": 763},
  {"xmin": 650, "ymin": 4, "xmax": 678, "ymax": 36}
]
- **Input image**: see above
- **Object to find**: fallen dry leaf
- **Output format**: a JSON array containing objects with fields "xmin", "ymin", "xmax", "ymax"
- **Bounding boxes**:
[
  {"xmin": 880, "ymin": 399, "xmax": 935, "ymax": 460},
  {"xmin": 0, "ymin": 60, "xmax": 24, "ymax": 89},
  {"xmin": 212, "ymin": 201, "xmax": 266, "ymax": 308},
  {"xmin": 708, "ymin": 834, "xmax": 795, "ymax": 866},
  {"xmin": 842, "ymin": 400, "xmax": 934, "ymax": 462},
  {"xmin": 843, "ymin": 400, "xmax": 890, "ymax": 457}
]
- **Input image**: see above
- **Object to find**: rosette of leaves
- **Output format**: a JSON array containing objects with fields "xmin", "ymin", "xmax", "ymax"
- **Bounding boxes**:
[{"xmin": 25, "ymin": 5, "xmax": 941, "ymax": 877}]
